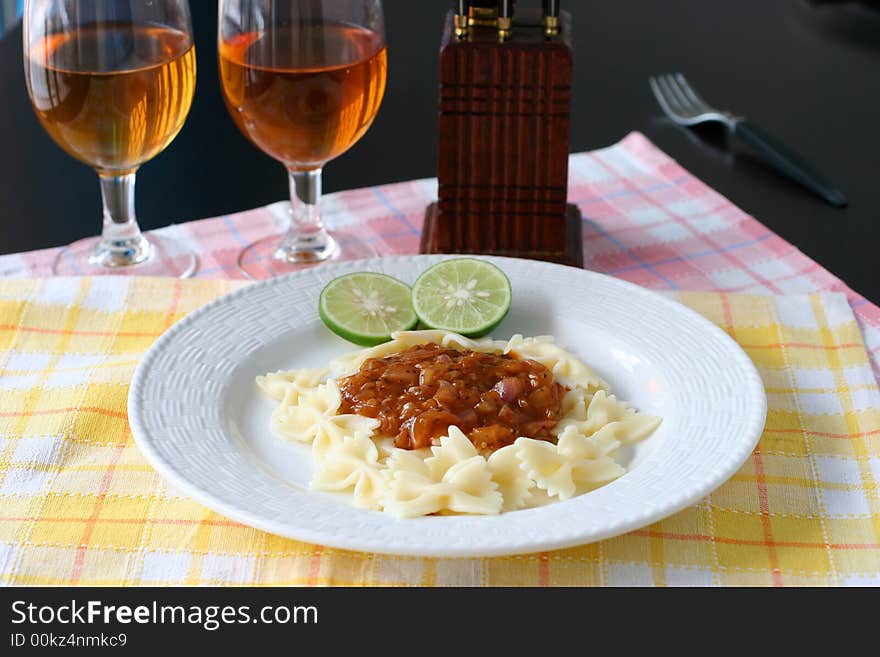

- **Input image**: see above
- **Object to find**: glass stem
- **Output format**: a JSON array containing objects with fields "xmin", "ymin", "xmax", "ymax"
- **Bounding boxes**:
[
  {"xmin": 93, "ymin": 171, "xmax": 151, "ymax": 268},
  {"xmin": 274, "ymin": 168, "xmax": 337, "ymax": 263},
  {"xmin": 291, "ymin": 168, "xmax": 323, "ymax": 234}
]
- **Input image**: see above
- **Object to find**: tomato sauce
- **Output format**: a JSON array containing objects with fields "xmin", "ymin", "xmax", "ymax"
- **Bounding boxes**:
[{"xmin": 338, "ymin": 343, "xmax": 564, "ymax": 451}]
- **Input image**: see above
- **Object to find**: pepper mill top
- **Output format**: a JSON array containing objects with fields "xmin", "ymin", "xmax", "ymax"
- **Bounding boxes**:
[{"xmin": 455, "ymin": 1, "xmax": 561, "ymax": 40}]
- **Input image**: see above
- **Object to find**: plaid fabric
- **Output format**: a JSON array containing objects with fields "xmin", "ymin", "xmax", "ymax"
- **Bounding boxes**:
[
  {"xmin": 1, "ymin": 133, "xmax": 877, "ymax": 380},
  {"xmin": 0, "ymin": 133, "xmax": 878, "ymax": 586},
  {"xmin": 0, "ymin": 278, "xmax": 878, "ymax": 586}
]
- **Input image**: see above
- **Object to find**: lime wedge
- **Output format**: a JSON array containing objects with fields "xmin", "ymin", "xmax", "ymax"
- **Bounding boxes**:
[
  {"xmin": 412, "ymin": 258, "xmax": 512, "ymax": 337},
  {"xmin": 319, "ymin": 272, "xmax": 418, "ymax": 346}
]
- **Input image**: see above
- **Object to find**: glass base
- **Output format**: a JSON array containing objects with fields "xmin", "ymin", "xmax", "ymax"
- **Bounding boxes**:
[
  {"xmin": 237, "ymin": 230, "xmax": 378, "ymax": 280},
  {"xmin": 52, "ymin": 233, "xmax": 198, "ymax": 278}
]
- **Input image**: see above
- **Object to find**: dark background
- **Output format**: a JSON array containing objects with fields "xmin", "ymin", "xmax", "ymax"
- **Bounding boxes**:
[{"xmin": 1, "ymin": 1, "xmax": 877, "ymax": 301}]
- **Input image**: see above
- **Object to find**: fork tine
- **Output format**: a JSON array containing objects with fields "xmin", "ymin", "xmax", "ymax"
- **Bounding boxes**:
[
  {"xmin": 649, "ymin": 76, "xmax": 681, "ymax": 119},
  {"xmin": 650, "ymin": 71, "xmax": 734, "ymax": 129},
  {"xmin": 656, "ymin": 74, "xmax": 689, "ymax": 116},
  {"xmin": 651, "ymin": 75, "xmax": 676, "ymax": 111},
  {"xmin": 661, "ymin": 73, "xmax": 696, "ymax": 114},
  {"xmin": 673, "ymin": 73, "xmax": 711, "ymax": 112}
]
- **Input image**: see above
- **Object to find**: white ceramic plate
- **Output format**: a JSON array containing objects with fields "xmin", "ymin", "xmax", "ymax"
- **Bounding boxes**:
[{"xmin": 129, "ymin": 255, "xmax": 766, "ymax": 557}]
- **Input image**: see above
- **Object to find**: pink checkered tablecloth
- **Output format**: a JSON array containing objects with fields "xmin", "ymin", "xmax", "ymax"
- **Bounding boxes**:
[{"xmin": 2, "ymin": 132, "xmax": 877, "ymax": 377}]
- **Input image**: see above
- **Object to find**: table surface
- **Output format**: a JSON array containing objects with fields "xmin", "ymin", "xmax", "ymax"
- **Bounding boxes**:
[{"xmin": 1, "ymin": 1, "xmax": 877, "ymax": 302}]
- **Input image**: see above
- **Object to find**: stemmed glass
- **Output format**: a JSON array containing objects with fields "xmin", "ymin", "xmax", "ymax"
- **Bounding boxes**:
[
  {"xmin": 218, "ymin": 0, "xmax": 387, "ymax": 279},
  {"xmin": 23, "ymin": 0, "xmax": 198, "ymax": 277}
]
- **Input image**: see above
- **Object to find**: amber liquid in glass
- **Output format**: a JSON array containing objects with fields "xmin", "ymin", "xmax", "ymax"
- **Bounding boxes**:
[
  {"xmin": 26, "ymin": 25, "xmax": 196, "ymax": 173},
  {"xmin": 219, "ymin": 23, "xmax": 387, "ymax": 170}
]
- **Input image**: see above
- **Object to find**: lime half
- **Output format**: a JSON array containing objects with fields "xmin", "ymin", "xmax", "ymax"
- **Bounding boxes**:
[
  {"xmin": 412, "ymin": 258, "xmax": 512, "ymax": 337},
  {"xmin": 319, "ymin": 272, "xmax": 418, "ymax": 346}
]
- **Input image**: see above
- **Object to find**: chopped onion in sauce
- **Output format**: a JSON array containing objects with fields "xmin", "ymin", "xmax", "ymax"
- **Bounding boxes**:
[{"xmin": 338, "ymin": 343, "xmax": 565, "ymax": 452}]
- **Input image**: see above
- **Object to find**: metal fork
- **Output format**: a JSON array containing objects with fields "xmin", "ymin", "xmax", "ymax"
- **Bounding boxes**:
[{"xmin": 649, "ymin": 73, "xmax": 848, "ymax": 208}]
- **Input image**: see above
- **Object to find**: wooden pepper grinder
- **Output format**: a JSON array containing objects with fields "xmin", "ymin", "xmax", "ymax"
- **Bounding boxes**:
[{"xmin": 420, "ymin": 0, "xmax": 582, "ymax": 267}]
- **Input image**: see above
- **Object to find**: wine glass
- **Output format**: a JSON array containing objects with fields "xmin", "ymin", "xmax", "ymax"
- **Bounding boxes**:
[
  {"xmin": 23, "ymin": 0, "xmax": 198, "ymax": 277},
  {"xmin": 218, "ymin": 0, "xmax": 387, "ymax": 279}
]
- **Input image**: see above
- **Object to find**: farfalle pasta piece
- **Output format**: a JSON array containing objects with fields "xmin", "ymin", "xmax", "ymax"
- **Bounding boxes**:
[
  {"xmin": 432, "ymin": 331, "xmax": 497, "ymax": 352},
  {"xmin": 556, "ymin": 425, "xmax": 621, "ymax": 459},
  {"xmin": 311, "ymin": 434, "xmax": 385, "ymax": 510},
  {"xmin": 500, "ymin": 333, "xmax": 553, "ymax": 354},
  {"xmin": 384, "ymin": 427, "xmax": 502, "ymax": 517},
  {"xmin": 385, "ymin": 456, "xmax": 502, "ymax": 517},
  {"xmin": 424, "ymin": 426, "xmax": 481, "ymax": 471},
  {"xmin": 270, "ymin": 379, "xmax": 379, "ymax": 443},
  {"xmin": 269, "ymin": 380, "xmax": 342, "ymax": 443},
  {"xmin": 487, "ymin": 444, "xmax": 534, "ymax": 511},
  {"xmin": 582, "ymin": 389, "xmax": 633, "ymax": 427},
  {"xmin": 507, "ymin": 336, "xmax": 607, "ymax": 391},
  {"xmin": 372, "ymin": 436, "xmax": 398, "ymax": 462},
  {"xmin": 560, "ymin": 388, "xmax": 590, "ymax": 422},
  {"xmin": 371, "ymin": 436, "xmax": 431, "ymax": 463},
  {"xmin": 591, "ymin": 413, "xmax": 662, "ymax": 445},
  {"xmin": 256, "ymin": 368, "xmax": 328, "ymax": 403},
  {"xmin": 382, "ymin": 452, "xmax": 443, "ymax": 517},
  {"xmin": 554, "ymin": 389, "xmax": 660, "ymax": 442},
  {"xmin": 312, "ymin": 413, "xmax": 381, "ymax": 458},
  {"xmin": 515, "ymin": 433, "xmax": 625, "ymax": 500}
]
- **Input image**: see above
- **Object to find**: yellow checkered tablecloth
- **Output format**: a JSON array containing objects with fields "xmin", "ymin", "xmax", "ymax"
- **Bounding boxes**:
[{"xmin": 0, "ymin": 277, "xmax": 878, "ymax": 586}]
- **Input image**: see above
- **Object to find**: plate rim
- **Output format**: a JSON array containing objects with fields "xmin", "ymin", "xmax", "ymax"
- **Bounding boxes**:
[{"xmin": 128, "ymin": 255, "xmax": 767, "ymax": 557}]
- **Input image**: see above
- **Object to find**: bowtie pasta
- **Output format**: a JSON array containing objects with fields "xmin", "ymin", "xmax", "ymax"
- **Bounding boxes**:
[{"xmin": 257, "ymin": 331, "xmax": 661, "ymax": 517}]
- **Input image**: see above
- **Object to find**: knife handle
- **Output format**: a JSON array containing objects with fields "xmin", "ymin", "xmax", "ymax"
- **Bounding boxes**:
[{"xmin": 733, "ymin": 120, "xmax": 848, "ymax": 208}]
